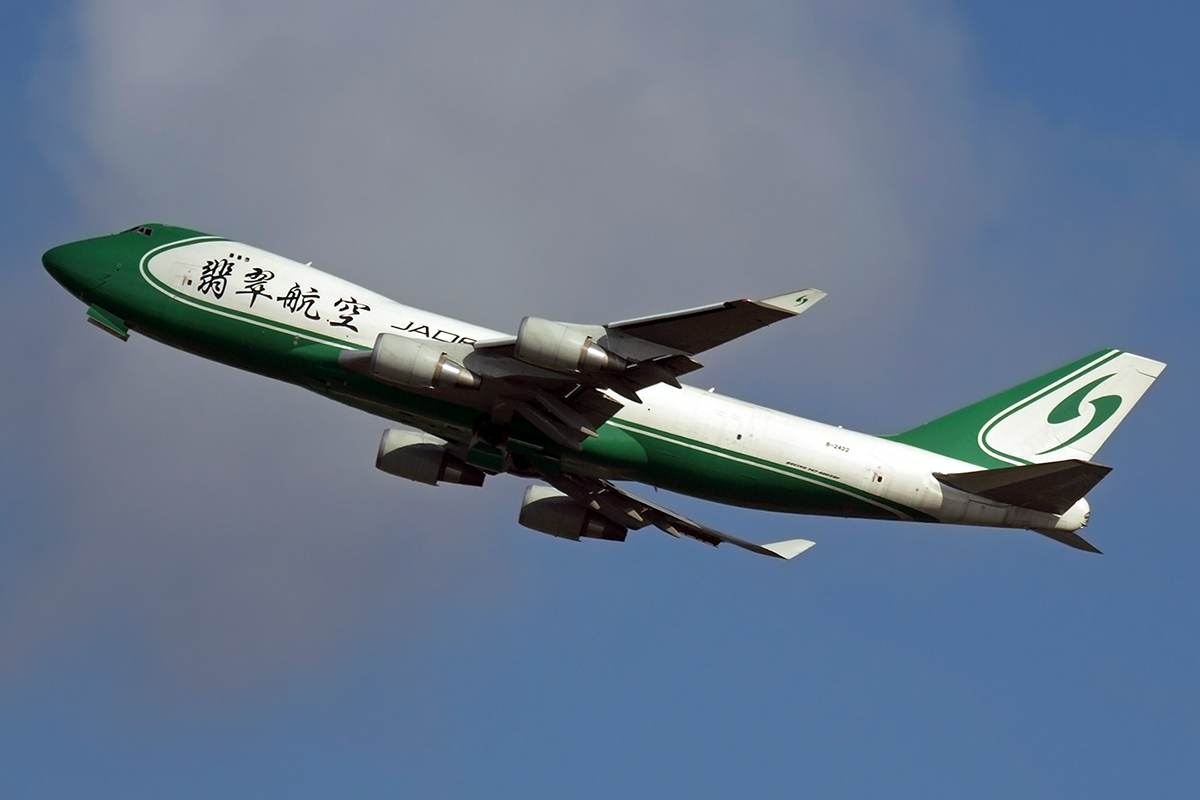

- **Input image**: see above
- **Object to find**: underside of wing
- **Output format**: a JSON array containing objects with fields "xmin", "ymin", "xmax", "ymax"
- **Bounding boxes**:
[
  {"xmin": 522, "ymin": 473, "xmax": 815, "ymax": 560},
  {"xmin": 371, "ymin": 425, "xmax": 812, "ymax": 560}
]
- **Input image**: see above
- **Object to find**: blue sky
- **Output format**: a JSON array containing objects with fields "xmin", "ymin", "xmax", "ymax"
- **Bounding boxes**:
[{"xmin": 2, "ymin": 2, "xmax": 1198, "ymax": 797}]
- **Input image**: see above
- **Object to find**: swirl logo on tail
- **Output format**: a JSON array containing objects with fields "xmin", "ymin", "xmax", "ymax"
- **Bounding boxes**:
[{"xmin": 1037, "ymin": 374, "xmax": 1122, "ymax": 455}]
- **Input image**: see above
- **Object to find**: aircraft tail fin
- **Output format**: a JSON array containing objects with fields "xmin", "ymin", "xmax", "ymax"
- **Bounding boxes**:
[{"xmin": 888, "ymin": 349, "xmax": 1165, "ymax": 468}]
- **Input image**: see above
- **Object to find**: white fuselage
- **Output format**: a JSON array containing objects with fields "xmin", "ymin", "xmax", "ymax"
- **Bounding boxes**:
[{"xmin": 608, "ymin": 385, "xmax": 1090, "ymax": 533}]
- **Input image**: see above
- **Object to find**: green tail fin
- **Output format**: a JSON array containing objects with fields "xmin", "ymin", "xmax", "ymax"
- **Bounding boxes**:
[{"xmin": 887, "ymin": 349, "xmax": 1165, "ymax": 468}]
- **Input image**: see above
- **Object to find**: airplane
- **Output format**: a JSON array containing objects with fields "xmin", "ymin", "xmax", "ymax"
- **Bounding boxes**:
[{"xmin": 42, "ymin": 223, "xmax": 1165, "ymax": 560}]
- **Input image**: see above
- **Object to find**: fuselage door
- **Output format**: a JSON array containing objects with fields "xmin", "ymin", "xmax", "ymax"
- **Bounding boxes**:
[
  {"xmin": 862, "ymin": 460, "xmax": 890, "ymax": 494},
  {"xmin": 712, "ymin": 408, "xmax": 745, "ymax": 450},
  {"xmin": 174, "ymin": 262, "xmax": 199, "ymax": 291}
]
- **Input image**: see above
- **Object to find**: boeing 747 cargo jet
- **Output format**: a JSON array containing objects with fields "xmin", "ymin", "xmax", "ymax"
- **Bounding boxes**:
[{"xmin": 44, "ymin": 224, "xmax": 1165, "ymax": 558}]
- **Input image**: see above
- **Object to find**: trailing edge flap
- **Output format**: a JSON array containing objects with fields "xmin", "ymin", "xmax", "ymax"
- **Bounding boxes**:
[{"xmin": 935, "ymin": 459, "xmax": 1112, "ymax": 515}]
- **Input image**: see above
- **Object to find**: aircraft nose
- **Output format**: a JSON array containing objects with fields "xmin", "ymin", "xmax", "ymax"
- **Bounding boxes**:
[{"xmin": 43, "ymin": 240, "xmax": 109, "ymax": 295}]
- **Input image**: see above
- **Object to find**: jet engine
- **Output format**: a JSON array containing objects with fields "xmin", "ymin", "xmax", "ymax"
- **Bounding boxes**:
[
  {"xmin": 518, "ymin": 485, "xmax": 627, "ymax": 541},
  {"xmin": 514, "ymin": 317, "xmax": 627, "ymax": 374},
  {"xmin": 369, "ymin": 333, "xmax": 480, "ymax": 390},
  {"xmin": 376, "ymin": 429, "xmax": 485, "ymax": 486}
]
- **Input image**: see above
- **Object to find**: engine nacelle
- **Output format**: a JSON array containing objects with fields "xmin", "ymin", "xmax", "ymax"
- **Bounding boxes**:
[
  {"xmin": 514, "ymin": 317, "xmax": 627, "ymax": 374},
  {"xmin": 518, "ymin": 485, "xmax": 627, "ymax": 541},
  {"xmin": 369, "ymin": 333, "xmax": 480, "ymax": 390},
  {"xmin": 376, "ymin": 429, "xmax": 485, "ymax": 486}
]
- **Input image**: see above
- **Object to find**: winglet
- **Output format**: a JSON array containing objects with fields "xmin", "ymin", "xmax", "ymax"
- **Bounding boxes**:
[
  {"xmin": 758, "ymin": 539, "xmax": 817, "ymax": 559},
  {"xmin": 755, "ymin": 289, "xmax": 826, "ymax": 316}
]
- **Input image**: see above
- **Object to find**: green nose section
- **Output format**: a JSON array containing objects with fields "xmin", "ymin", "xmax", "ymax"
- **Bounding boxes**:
[{"xmin": 43, "ymin": 240, "xmax": 111, "ymax": 295}]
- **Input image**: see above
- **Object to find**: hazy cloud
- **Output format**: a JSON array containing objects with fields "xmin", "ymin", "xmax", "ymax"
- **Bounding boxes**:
[{"xmin": 57, "ymin": 0, "xmax": 994, "ymax": 325}]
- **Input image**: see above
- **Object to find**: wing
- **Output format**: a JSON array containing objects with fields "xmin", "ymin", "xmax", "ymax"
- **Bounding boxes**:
[
  {"xmin": 456, "ymin": 288, "xmax": 826, "ymax": 448},
  {"xmin": 342, "ymin": 289, "xmax": 824, "ymax": 451},
  {"xmin": 536, "ymin": 472, "xmax": 815, "ymax": 560},
  {"xmin": 605, "ymin": 288, "xmax": 826, "ymax": 356}
]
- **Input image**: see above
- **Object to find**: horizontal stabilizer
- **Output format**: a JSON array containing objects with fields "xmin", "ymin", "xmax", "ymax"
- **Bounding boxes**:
[
  {"xmin": 1031, "ymin": 527, "xmax": 1103, "ymax": 554},
  {"xmin": 935, "ymin": 459, "xmax": 1112, "ymax": 515}
]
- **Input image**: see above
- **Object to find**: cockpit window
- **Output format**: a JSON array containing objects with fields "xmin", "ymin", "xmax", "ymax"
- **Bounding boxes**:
[{"xmin": 122, "ymin": 226, "xmax": 154, "ymax": 237}]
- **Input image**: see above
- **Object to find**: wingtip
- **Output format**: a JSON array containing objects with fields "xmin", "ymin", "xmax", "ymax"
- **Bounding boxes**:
[
  {"xmin": 756, "ymin": 289, "xmax": 826, "ymax": 316},
  {"xmin": 761, "ymin": 539, "xmax": 816, "ymax": 559}
]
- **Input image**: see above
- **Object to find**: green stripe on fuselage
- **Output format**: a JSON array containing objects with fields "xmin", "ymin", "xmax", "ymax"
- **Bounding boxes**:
[{"xmin": 609, "ymin": 419, "xmax": 935, "ymax": 522}]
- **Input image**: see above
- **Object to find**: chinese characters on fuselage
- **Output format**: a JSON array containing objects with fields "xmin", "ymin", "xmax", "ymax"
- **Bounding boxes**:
[
  {"xmin": 278, "ymin": 283, "xmax": 321, "ymax": 320},
  {"xmin": 330, "ymin": 297, "xmax": 370, "ymax": 331},
  {"xmin": 198, "ymin": 258, "xmax": 234, "ymax": 299},
  {"xmin": 187, "ymin": 254, "xmax": 475, "ymax": 344},
  {"xmin": 236, "ymin": 268, "xmax": 274, "ymax": 307}
]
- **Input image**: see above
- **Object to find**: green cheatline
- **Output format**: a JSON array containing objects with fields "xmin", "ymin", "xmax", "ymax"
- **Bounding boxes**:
[{"xmin": 608, "ymin": 417, "xmax": 925, "ymax": 521}]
